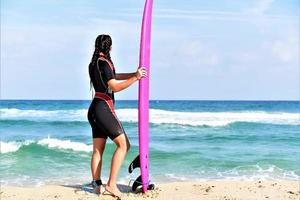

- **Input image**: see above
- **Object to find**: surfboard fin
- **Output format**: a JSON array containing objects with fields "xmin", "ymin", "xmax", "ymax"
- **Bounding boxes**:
[
  {"xmin": 128, "ymin": 155, "xmax": 140, "ymax": 173},
  {"xmin": 132, "ymin": 175, "xmax": 142, "ymax": 191},
  {"xmin": 131, "ymin": 175, "xmax": 156, "ymax": 192}
]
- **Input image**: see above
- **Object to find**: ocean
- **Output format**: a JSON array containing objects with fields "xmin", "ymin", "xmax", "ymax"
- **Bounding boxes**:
[{"xmin": 0, "ymin": 100, "xmax": 299, "ymax": 186}]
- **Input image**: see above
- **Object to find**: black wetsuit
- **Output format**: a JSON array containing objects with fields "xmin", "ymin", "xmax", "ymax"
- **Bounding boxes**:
[{"xmin": 87, "ymin": 56, "xmax": 125, "ymax": 140}]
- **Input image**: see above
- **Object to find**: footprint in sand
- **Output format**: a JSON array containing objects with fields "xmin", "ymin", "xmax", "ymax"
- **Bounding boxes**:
[{"xmin": 205, "ymin": 186, "xmax": 211, "ymax": 192}]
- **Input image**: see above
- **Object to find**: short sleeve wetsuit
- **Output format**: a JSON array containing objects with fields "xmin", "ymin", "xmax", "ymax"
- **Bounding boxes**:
[{"xmin": 87, "ymin": 56, "xmax": 125, "ymax": 140}]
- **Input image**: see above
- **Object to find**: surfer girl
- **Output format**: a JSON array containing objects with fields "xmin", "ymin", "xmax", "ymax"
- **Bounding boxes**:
[{"xmin": 87, "ymin": 34, "xmax": 146, "ymax": 198}]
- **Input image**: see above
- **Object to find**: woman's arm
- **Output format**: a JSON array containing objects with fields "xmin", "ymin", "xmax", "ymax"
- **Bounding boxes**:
[
  {"xmin": 108, "ymin": 67, "xmax": 147, "ymax": 93},
  {"xmin": 115, "ymin": 73, "xmax": 136, "ymax": 80}
]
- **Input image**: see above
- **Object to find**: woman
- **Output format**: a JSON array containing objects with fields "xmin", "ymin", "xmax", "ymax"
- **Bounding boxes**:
[{"xmin": 87, "ymin": 34, "xmax": 146, "ymax": 198}]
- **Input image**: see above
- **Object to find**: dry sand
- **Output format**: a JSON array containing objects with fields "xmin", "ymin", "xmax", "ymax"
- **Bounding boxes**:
[{"xmin": 1, "ymin": 180, "xmax": 299, "ymax": 200}]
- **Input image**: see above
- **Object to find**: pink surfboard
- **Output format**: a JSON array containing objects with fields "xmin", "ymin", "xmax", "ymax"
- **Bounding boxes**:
[
  {"xmin": 128, "ymin": 0, "xmax": 154, "ymax": 193},
  {"xmin": 138, "ymin": 0, "xmax": 153, "ymax": 193}
]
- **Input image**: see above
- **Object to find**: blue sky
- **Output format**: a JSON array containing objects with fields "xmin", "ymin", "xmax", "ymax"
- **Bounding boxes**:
[{"xmin": 1, "ymin": 0, "xmax": 299, "ymax": 100}]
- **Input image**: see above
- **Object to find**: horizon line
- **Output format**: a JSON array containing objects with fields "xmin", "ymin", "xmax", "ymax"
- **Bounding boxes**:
[{"xmin": 0, "ymin": 99, "xmax": 299, "ymax": 102}]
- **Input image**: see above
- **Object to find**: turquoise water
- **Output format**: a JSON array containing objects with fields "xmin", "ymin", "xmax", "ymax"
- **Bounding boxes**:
[{"xmin": 0, "ymin": 100, "xmax": 299, "ymax": 186}]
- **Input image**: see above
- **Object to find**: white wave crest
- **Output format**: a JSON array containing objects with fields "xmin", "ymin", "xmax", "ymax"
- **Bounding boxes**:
[
  {"xmin": 37, "ymin": 137, "xmax": 92, "ymax": 152},
  {"xmin": 0, "ymin": 108, "xmax": 87, "ymax": 122},
  {"xmin": 0, "ymin": 140, "xmax": 34, "ymax": 154},
  {"xmin": 1, "ymin": 108, "xmax": 299, "ymax": 126},
  {"xmin": 117, "ymin": 109, "xmax": 300, "ymax": 126},
  {"xmin": 0, "ymin": 138, "xmax": 92, "ymax": 154}
]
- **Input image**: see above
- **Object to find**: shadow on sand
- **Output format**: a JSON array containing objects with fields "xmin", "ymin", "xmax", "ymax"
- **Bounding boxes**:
[{"xmin": 61, "ymin": 182, "xmax": 138, "ymax": 195}]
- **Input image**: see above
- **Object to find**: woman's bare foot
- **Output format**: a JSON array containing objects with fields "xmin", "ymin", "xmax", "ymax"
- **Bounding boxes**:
[
  {"xmin": 93, "ymin": 184, "xmax": 105, "ymax": 195},
  {"xmin": 91, "ymin": 180, "xmax": 104, "ymax": 195},
  {"xmin": 93, "ymin": 185, "xmax": 100, "ymax": 194},
  {"xmin": 104, "ymin": 185, "xmax": 122, "ymax": 199}
]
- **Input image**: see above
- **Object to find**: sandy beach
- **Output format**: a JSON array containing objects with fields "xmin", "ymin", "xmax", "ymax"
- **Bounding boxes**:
[{"xmin": 1, "ymin": 180, "xmax": 299, "ymax": 200}]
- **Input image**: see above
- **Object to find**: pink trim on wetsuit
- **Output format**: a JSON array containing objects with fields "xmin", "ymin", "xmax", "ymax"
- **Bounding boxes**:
[
  {"xmin": 95, "ymin": 92, "xmax": 114, "ymax": 111},
  {"xmin": 99, "ymin": 56, "xmax": 115, "ymax": 71}
]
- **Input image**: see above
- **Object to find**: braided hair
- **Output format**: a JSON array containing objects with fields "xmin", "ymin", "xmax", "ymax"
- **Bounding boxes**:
[{"xmin": 88, "ymin": 34, "xmax": 113, "ymax": 92}]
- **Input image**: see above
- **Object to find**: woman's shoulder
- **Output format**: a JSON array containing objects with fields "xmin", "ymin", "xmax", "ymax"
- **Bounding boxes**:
[
  {"xmin": 97, "ymin": 58, "xmax": 110, "ymax": 67},
  {"xmin": 98, "ymin": 57, "xmax": 114, "ymax": 70}
]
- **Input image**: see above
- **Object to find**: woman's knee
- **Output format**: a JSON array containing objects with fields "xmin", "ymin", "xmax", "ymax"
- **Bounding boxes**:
[
  {"xmin": 119, "ymin": 140, "xmax": 130, "ymax": 152},
  {"xmin": 92, "ymin": 146, "xmax": 105, "ymax": 157},
  {"xmin": 92, "ymin": 148, "xmax": 101, "ymax": 156},
  {"xmin": 92, "ymin": 138, "xmax": 106, "ymax": 155},
  {"xmin": 114, "ymin": 134, "xmax": 130, "ymax": 152}
]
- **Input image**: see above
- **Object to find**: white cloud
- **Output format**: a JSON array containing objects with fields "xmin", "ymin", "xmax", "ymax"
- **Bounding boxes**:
[
  {"xmin": 117, "ymin": 6, "xmax": 297, "ymax": 23},
  {"xmin": 248, "ymin": 0, "xmax": 275, "ymax": 15},
  {"xmin": 272, "ymin": 36, "xmax": 300, "ymax": 62},
  {"xmin": 180, "ymin": 40, "xmax": 220, "ymax": 66}
]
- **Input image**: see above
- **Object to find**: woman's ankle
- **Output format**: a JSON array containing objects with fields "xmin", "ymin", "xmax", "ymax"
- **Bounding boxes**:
[
  {"xmin": 106, "ymin": 181, "xmax": 117, "ymax": 188},
  {"xmin": 92, "ymin": 179, "xmax": 102, "ymax": 187}
]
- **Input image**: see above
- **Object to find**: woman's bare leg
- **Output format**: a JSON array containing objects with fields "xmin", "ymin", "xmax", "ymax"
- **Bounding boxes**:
[
  {"xmin": 91, "ymin": 138, "xmax": 106, "ymax": 193},
  {"xmin": 106, "ymin": 134, "xmax": 130, "ymax": 194}
]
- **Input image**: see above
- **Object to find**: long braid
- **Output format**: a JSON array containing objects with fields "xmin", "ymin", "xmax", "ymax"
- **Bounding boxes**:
[
  {"xmin": 88, "ymin": 35, "xmax": 113, "ymax": 96},
  {"xmin": 99, "ymin": 35, "xmax": 113, "ymax": 65}
]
